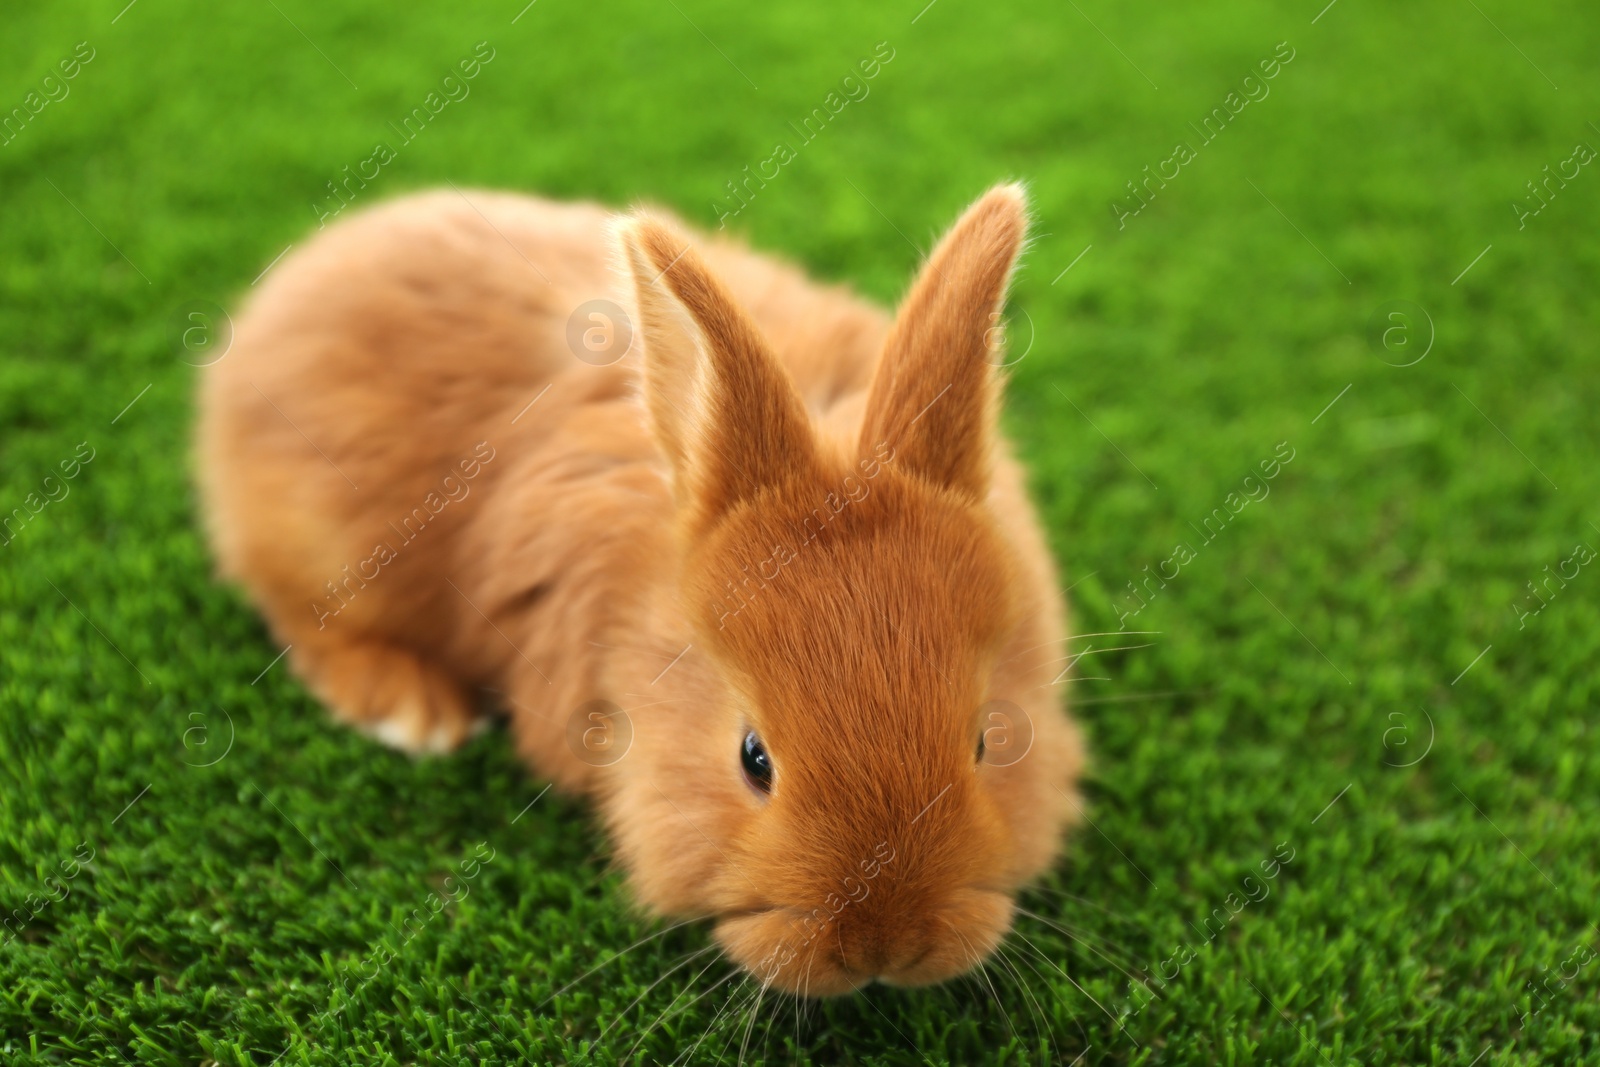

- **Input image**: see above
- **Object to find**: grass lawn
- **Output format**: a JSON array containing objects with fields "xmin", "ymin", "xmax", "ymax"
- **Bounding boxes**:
[{"xmin": 2, "ymin": 0, "xmax": 1598, "ymax": 1063}]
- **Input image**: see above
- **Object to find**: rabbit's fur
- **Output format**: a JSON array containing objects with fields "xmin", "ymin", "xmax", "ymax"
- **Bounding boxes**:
[{"xmin": 198, "ymin": 184, "xmax": 1084, "ymax": 994}]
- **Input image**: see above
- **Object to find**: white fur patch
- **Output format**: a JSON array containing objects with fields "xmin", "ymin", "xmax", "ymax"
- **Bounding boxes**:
[{"xmin": 368, "ymin": 716, "xmax": 425, "ymax": 753}]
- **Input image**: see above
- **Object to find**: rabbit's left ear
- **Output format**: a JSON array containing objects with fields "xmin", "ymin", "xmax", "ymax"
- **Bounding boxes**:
[
  {"xmin": 859, "ymin": 184, "xmax": 1029, "ymax": 502},
  {"xmin": 618, "ymin": 215, "xmax": 817, "ymax": 530}
]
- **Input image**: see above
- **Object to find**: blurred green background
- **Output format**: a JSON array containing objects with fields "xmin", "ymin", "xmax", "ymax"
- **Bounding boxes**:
[{"xmin": 2, "ymin": 0, "xmax": 1597, "ymax": 1064}]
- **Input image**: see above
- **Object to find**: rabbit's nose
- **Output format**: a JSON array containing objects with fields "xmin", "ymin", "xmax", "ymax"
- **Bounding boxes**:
[
  {"xmin": 854, "ymin": 887, "xmax": 1016, "ymax": 988},
  {"xmin": 833, "ymin": 908, "xmax": 942, "ymax": 980},
  {"xmin": 834, "ymin": 917, "xmax": 892, "ymax": 975}
]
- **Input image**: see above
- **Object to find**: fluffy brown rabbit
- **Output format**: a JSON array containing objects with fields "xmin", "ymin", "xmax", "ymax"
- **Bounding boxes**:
[{"xmin": 197, "ymin": 182, "xmax": 1084, "ymax": 995}]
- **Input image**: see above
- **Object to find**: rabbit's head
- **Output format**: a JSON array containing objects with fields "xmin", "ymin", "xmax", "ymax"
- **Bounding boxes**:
[{"xmin": 607, "ymin": 185, "xmax": 1079, "ymax": 996}]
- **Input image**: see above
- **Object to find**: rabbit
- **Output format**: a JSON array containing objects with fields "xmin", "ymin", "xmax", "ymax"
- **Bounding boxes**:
[{"xmin": 197, "ymin": 182, "xmax": 1084, "ymax": 995}]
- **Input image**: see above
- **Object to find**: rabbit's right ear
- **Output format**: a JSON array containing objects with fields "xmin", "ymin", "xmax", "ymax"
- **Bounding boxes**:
[{"xmin": 617, "ymin": 215, "xmax": 817, "ymax": 532}]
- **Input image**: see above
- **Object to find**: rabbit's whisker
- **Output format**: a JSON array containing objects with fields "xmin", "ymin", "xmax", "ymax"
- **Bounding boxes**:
[
  {"xmin": 1016, "ymin": 904, "xmax": 1128, "ymax": 958},
  {"xmin": 1009, "ymin": 918, "xmax": 1133, "ymax": 1044},
  {"xmin": 624, "ymin": 950, "xmax": 734, "ymax": 1063},
  {"xmin": 1025, "ymin": 885, "xmax": 1148, "ymax": 930},
  {"xmin": 737, "ymin": 968, "xmax": 776, "ymax": 1067},
  {"xmin": 945, "ymin": 919, "xmax": 1016, "ymax": 1041},
  {"xmin": 1015, "ymin": 902, "xmax": 1145, "ymax": 968},
  {"xmin": 593, "ymin": 943, "xmax": 716, "ymax": 1046},
  {"xmin": 796, "ymin": 951, "xmax": 814, "ymax": 1050},
  {"xmin": 1006, "ymin": 935, "xmax": 1095, "ymax": 1052},
  {"xmin": 1018, "ymin": 941, "xmax": 1078, "ymax": 1055},
  {"xmin": 1012, "ymin": 911, "xmax": 1150, "ymax": 1006},
  {"xmin": 1017, "ymin": 934, "xmax": 1094, "ymax": 1049},
  {"xmin": 977, "ymin": 958, "xmax": 1016, "ymax": 1040},
  {"xmin": 1019, "ymin": 894, "xmax": 1145, "ymax": 948},
  {"xmin": 798, "ymin": 941, "xmax": 820, "ymax": 1030},
  {"xmin": 996, "ymin": 941, "xmax": 1057, "ymax": 1053},
  {"xmin": 753, "ymin": 983, "xmax": 786, "ymax": 1066},
  {"xmin": 1054, "ymin": 917, "xmax": 1144, "ymax": 975},
  {"xmin": 533, "ymin": 917, "xmax": 698, "ymax": 1012},
  {"xmin": 986, "ymin": 944, "xmax": 1033, "ymax": 1040},
  {"xmin": 670, "ymin": 970, "xmax": 751, "ymax": 1067},
  {"xmin": 703, "ymin": 974, "xmax": 765, "ymax": 1065},
  {"xmin": 1055, "ymin": 922, "xmax": 1144, "ymax": 982}
]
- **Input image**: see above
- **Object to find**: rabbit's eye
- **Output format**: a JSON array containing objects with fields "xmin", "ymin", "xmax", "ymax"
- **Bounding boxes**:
[
  {"xmin": 976, "ymin": 733, "xmax": 987, "ymax": 763},
  {"xmin": 741, "ymin": 730, "xmax": 773, "ymax": 794}
]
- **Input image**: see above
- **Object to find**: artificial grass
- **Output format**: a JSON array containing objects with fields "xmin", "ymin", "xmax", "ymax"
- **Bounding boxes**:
[{"xmin": 2, "ymin": 0, "xmax": 1598, "ymax": 1063}]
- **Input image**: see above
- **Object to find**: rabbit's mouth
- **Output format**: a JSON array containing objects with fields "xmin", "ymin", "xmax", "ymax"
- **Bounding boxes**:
[{"xmin": 714, "ymin": 888, "xmax": 1014, "ymax": 997}]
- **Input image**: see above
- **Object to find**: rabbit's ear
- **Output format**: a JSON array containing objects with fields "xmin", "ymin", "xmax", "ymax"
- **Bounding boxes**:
[
  {"xmin": 618, "ymin": 215, "xmax": 817, "ymax": 526},
  {"xmin": 859, "ymin": 184, "xmax": 1028, "ymax": 501}
]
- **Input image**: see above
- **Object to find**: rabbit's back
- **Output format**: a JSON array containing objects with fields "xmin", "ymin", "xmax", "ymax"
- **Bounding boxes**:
[
  {"xmin": 196, "ymin": 190, "xmax": 890, "ymax": 759},
  {"xmin": 199, "ymin": 194, "xmax": 602, "ymax": 628}
]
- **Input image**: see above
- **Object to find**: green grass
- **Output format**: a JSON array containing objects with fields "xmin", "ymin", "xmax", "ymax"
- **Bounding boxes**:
[{"xmin": 2, "ymin": 0, "xmax": 1598, "ymax": 1063}]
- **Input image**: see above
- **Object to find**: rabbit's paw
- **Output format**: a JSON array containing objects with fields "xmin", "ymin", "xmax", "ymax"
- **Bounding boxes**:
[{"xmin": 294, "ymin": 638, "xmax": 482, "ymax": 755}]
